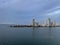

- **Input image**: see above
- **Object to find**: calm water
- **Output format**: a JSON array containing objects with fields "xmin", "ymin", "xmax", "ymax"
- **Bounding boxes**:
[{"xmin": 0, "ymin": 25, "xmax": 60, "ymax": 45}]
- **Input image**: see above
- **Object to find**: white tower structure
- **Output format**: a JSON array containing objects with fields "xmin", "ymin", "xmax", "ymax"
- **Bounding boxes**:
[
  {"xmin": 48, "ymin": 18, "xmax": 52, "ymax": 26},
  {"xmin": 53, "ymin": 20, "xmax": 56, "ymax": 26},
  {"xmin": 32, "ymin": 18, "xmax": 35, "ymax": 26},
  {"xmin": 44, "ymin": 20, "xmax": 48, "ymax": 26}
]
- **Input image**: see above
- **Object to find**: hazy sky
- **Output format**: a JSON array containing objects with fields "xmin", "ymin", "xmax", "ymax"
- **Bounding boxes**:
[{"xmin": 0, "ymin": 0, "xmax": 60, "ymax": 24}]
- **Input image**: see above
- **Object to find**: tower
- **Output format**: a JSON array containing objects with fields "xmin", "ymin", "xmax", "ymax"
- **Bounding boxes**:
[
  {"xmin": 53, "ymin": 20, "xmax": 56, "ymax": 27},
  {"xmin": 32, "ymin": 18, "xmax": 35, "ymax": 27},
  {"xmin": 44, "ymin": 20, "xmax": 48, "ymax": 26},
  {"xmin": 48, "ymin": 18, "xmax": 52, "ymax": 26}
]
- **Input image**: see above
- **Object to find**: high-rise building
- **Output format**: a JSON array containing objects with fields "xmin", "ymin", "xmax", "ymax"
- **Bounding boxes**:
[
  {"xmin": 32, "ymin": 18, "xmax": 35, "ymax": 26},
  {"xmin": 48, "ymin": 18, "xmax": 52, "ymax": 26},
  {"xmin": 52, "ymin": 21, "xmax": 56, "ymax": 26},
  {"xmin": 35, "ymin": 22, "xmax": 39, "ymax": 26},
  {"xmin": 44, "ymin": 20, "xmax": 48, "ymax": 26}
]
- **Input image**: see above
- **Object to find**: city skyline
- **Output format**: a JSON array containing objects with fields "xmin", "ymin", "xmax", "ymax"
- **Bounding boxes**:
[
  {"xmin": 0, "ymin": 0, "xmax": 60, "ymax": 24},
  {"xmin": 32, "ymin": 18, "xmax": 57, "ymax": 26}
]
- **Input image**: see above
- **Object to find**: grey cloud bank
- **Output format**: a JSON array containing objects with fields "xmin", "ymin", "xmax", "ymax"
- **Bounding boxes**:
[{"xmin": 0, "ymin": 0, "xmax": 60, "ymax": 24}]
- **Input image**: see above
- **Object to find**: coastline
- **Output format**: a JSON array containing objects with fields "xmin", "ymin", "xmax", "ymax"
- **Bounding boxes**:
[{"xmin": 10, "ymin": 25, "xmax": 60, "ymax": 27}]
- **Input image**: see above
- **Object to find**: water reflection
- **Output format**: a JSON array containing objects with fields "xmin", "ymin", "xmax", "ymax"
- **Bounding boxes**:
[
  {"xmin": 32, "ymin": 27, "xmax": 56, "ymax": 45},
  {"xmin": 0, "ymin": 25, "xmax": 60, "ymax": 45},
  {"xmin": 32, "ymin": 27, "xmax": 37, "ymax": 45},
  {"xmin": 32, "ymin": 27, "xmax": 35, "ymax": 41}
]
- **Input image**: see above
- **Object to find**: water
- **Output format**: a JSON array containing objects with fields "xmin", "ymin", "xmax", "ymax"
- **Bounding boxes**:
[{"xmin": 0, "ymin": 24, "xmax": 60, "ymax": 45}]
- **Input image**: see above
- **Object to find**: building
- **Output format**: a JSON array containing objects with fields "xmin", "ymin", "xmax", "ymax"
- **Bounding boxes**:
[
  {"xmin": 48, "ymin": 18, "xmax": 52, "ymax": 26},
  {"xmin": 52, "ymin": 20, "xmax": 56, "ymax": 26},
  {"xmin": 32, "ymin": 18, "xmax": 40, "ymax": 26},
  {"xmin": 45, "ymin": 18, "xmax": 53, "ymax": 27},
  {"xmin": 32, "ymin": 18, "xmax": 35, "ymax": 26}
]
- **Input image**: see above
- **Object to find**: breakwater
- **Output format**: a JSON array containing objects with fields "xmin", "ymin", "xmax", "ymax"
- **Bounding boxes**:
[{"xmin": 10, "ymin": 25, "xmax": 60, "ymax": 27}]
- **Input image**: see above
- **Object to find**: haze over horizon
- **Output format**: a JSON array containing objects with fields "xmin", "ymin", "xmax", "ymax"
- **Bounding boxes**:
[{"xmin": 0, "ymin": 0, "xmax": 60, "ymax": 24}]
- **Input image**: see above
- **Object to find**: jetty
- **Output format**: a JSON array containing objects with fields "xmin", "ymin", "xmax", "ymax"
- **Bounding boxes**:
[{"xmin": 10, "ymin": 25, "xmax": 60, "ymax": 27}]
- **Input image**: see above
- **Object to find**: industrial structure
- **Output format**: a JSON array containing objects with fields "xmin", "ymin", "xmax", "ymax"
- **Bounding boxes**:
[
  {"xmin": 32, "ymin": 18, "xmax": 35, "ymax": 27},
  {"xmin": 32, "ymin": 18, "xmax": 40, "ymax": 27},
  {"xmin": 45, "ymin": 18, "xmax": 56, "ymax": 27},
  {"xmin": 10, "ymin": 18, "xmax": 57, "ymax": 27},
  {"xmin": 32, "ymin": 18, "xmax": 56, "ymax": 27}
]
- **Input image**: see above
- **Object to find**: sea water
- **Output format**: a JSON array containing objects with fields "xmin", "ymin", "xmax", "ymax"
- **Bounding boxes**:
[{"xmin": 0, "ymin": 24, "xmax": 60, "ymax": 45}]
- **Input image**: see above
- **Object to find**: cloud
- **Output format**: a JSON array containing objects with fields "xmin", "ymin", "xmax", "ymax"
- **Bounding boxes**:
[
  {"xmin": 44, "ymin": 6, "xmax": 60, "ymax": 18},
  {"xmin": 47, "ymin": 10, "xmax": 60, "ymax": 16},
  {"xmin": 0, "ymin": 0, "xmax": 17, "ymax": 8},
  {"xmin": 0, "ymin": 0, "xmax": 60, "ymax": 24}
]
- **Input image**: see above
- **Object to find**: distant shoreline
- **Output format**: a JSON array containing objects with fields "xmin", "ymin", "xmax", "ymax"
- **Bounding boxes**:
[{"xmin": 10, "ymin": 25, "xmax": 60, "ymax": 27}]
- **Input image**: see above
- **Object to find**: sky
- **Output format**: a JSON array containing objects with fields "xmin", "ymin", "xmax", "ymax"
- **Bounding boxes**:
[{"xmin": 0, "ymin": 0, "xmax": 60, "ymax": 24}]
